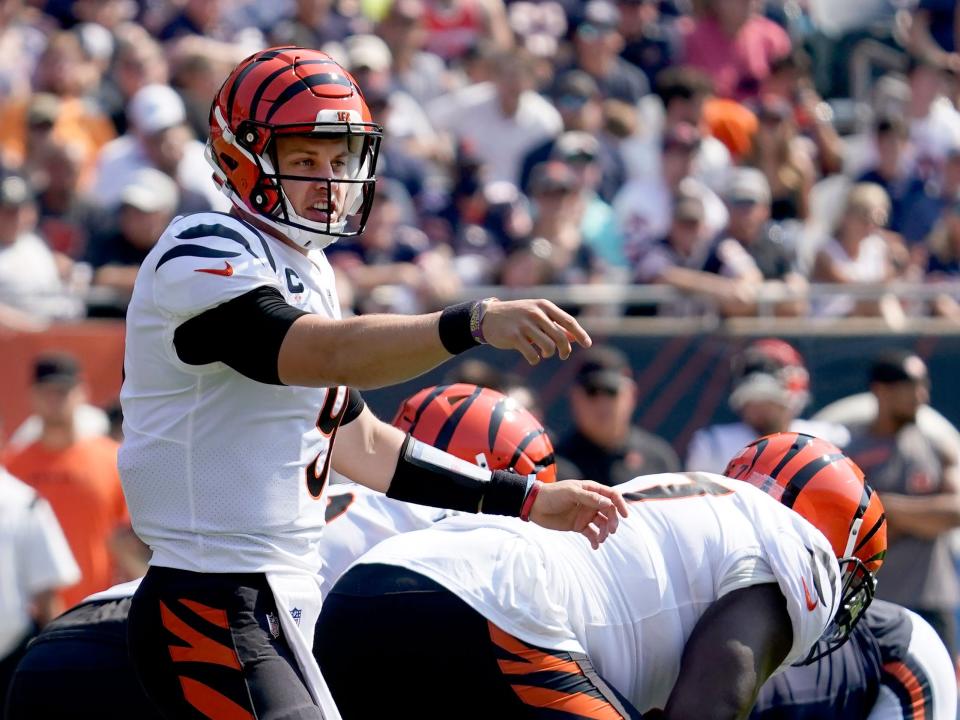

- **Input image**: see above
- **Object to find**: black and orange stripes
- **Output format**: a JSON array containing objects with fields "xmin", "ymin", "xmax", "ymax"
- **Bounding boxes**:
[
  {"xmin": 488, "ymin": 623, "xmax": 634, "ymax": 720},
  {"xmin": 160, "ymin": 597, "xmax": 253, "ymax": 720},
  {"xmin": 882, "ymin": 658, "xmax": 934, "ymax": 720},
  {"xmin": 724, "ymin": 432, "xmax": 887, "ymax": 574},
  {"xmin": 392, "ymin": 383, "xmax": 557, "ymax": 483}
]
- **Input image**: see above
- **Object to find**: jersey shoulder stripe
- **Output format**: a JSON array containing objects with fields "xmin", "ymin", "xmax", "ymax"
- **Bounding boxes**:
[{"xmin": 149, "ymin": 212, "xmax": 282, "ymax": 319}]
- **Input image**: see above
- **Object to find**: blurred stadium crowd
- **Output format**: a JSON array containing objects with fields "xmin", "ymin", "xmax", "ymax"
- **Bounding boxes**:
[
  {"xmin": 3, "ymin": 0, "xmax": 960, "ymax": 322},
  {"xmin": 4, "ymin": 0, "xmax": 960, "ymax": 713}
]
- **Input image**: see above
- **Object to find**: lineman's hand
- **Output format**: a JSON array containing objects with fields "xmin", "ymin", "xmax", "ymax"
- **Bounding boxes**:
[
  {"xmin": 529, "ymin": 480, "xmax": 629, "ymax": 549},
  {"xmin": 480, "ymin": 299, "xmax": 591, "ymax": 364}
]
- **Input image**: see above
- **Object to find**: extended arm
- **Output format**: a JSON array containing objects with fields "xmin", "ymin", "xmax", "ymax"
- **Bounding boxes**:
[
  {"xmin": 332, "ymin": 406, "xmax": 629, "ymax": 548},
  {"xmin": 659, "ymin": 583, "xmax": 793, "ymax": 720}
]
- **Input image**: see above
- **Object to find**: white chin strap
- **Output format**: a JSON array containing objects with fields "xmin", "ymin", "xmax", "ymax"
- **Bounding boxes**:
[{"xmin": 206, "ymin": 107, "xmax": 367, "ymax": 251}]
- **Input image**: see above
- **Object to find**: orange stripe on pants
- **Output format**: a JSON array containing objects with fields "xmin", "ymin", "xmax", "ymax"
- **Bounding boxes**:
[
  {"xmin": 179, "ymin": 676, "xmax": 255, "ymax": 720},
  {"xmin": 884, "ymin": 661, "xmax": 927, "ymax": 720},
  {"xmin": 512, "ymin": 684, "xmax": 626, "ymax": 720}
]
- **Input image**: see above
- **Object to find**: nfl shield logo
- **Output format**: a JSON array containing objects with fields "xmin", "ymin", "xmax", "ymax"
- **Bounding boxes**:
[{"xmin": 266, "ymin": 612, "xmax": 280, "ymax": 639}]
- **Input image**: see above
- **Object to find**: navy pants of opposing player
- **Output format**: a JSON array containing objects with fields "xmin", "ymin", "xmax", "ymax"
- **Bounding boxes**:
[
  {"xmin": 5, "ymin": 598, "xmax": 162, "ymax": 720},
  {"xmin": 127, "ymin": 566, "xmax": 322, "ymax": 720},
  {"xmin": 315, "ymin": 563, "xmax": 644, "ymax": 720}
]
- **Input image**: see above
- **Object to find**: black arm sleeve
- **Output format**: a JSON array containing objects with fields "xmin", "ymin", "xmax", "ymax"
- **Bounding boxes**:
[
  {"xmin": 385, "ymin": 435, "xmax": 530, "ymax": 515},
  {"xmin": 173, "ymin": 285, "xmax": 308, "ymax": 385}
]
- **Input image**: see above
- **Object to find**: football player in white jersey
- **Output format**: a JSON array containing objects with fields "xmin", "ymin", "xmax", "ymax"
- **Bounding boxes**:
[
  {"xmin": 315, "ymin": 433, "xmax": 888, "ymax": 720},
  {"xmin": 119, "ymin": 46, "xmax": 627, "ymax": 719},
  {"xmin": 8, "ymin": 383, "xmax": 557, "ymax": 718}
]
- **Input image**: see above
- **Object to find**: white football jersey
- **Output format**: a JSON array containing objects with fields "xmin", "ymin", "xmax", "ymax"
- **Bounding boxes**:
[
  {"xmin": 318, "ymin": 484, "xmax": 454, "ymax": 598},
  {"xmin": 119, "ymin": 211, "xmax": 345, "ymax": 575},
  {"xmin": 354, "ymin": 472, "xmax": 841, "ymax": 713}
]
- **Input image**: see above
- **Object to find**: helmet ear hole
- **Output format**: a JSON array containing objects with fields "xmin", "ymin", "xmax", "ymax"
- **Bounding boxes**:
[
  {"xmin": 251, "ymin": 181, "xmax": 280, "ymax": 213},
  {"xmin": 236, "ymin": 122, "xmax": 261, "ymax": 151}
]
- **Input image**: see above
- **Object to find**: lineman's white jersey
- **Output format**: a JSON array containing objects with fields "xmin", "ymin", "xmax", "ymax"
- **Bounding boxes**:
[
  {"xmin": 319, "ymin": 483, "xmax": 454, "ymax": 598},
  {"xmin": 354, "ymin": 472, "xmax": 841, "ymax": 713},
  {"xmin": 119, "ymin": 211, "xmax": 344, "ymax": 575}
]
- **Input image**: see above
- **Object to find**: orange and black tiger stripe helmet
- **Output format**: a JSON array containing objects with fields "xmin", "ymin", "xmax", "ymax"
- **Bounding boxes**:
[
  {"xmin": 724, "ymin": 432, "xmax": 887, "ymax": 663},
  {"xmin": 207, "ymin": 46, "xmax": 382, "ymax": 247},
  {"xmin": 392, "ymin": 384, "xmax": 557, "ymax": 483},
  {"xmin": 724, "ymin": 432, "xmax": 886, "ymax": 572}
]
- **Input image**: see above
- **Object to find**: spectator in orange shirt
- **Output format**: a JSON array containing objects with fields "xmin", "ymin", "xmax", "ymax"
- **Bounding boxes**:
[{"xmin": 5, "ymin": 354, "xmax": 145, "ymax": 608}]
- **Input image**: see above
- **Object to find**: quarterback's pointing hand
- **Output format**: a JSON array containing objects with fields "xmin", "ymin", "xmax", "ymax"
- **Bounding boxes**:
[{"xmin": 479, "ymin": 299, "xmax": 591, "ymax": 365}]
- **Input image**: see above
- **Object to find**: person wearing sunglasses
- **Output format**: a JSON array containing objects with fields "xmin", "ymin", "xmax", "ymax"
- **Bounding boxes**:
[{"xmin": 555, "ymin": 345, "xmax": 679, "ymax": 486}]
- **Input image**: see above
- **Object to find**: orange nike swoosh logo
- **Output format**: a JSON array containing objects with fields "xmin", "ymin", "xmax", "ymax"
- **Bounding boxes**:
[
  {"xmin": 801, "ymin": 576, "xmax": 818, "ymax": 611},
  {"xmin": 194, "ymin": 261, "xmax": 234, "ymax": 277}
]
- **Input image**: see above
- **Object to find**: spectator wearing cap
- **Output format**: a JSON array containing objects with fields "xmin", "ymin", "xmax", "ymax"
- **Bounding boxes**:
[
  {"xmin": 744, "ymin": 95, "xmax": 815, "ymax": 222},
  {"xmin": 0, "ymin": 175, "xmax": 82, "ymax": 330},
  {"xmin": 631, "ymin": 188, "xmax": 756, "ymax": 316},
  {"xmin": 341, "ymin": 34, "xmax": 442, "ymax": 166},
  {"xmin": 92, "ymin": 83, "xmax": 224, "ymax": 212},
  {"xmin": 375, "ymin": 0, "xmax": 448, "ymax": 105},
  {"xmin": 526, "ymin": 160, "xmax": 606, "ymax": 284},
  {"xmin": 327, "ymin": 179, "xmax": 460, "ymax": 314},
  {"xmin": 686, "ymin": 338, "xmax": 849, "ymax": 473},
  {"xmin": 570, "ymin": 0, "xmax": 649, "ymax": 105},
  {"xmin": 681, "ymin": 0, "xmax": 791, "ymax": 102},
  {"xmin": 83, "ymin": 168, "xmax": 180, "ymax": 311},
  {"xmin": 614, "ymin": 121, "xmax": 728, "ymax": 261},
  {"xmin": 549, "ymin": 131, "xmax": 624, "ymax": 269},
  {"xmin": 706, "ymin": 167, "xmax": 807, "ymax": 316},
  {"xmin": 428, "ymin": 47, "xmax": 562, "ymax": 185},
  {"xmin": 555, "ymin": 345, "xmax": 680, "ymax": 487},
  {"xmin": 5, "ymin": 354, "xmax": 142, "ymax": 610},
  {"xmin": 811, "ymin": 182, "xmax": 905, "ymax": 321},
  {"xmin": 519, "ymin": 70, "xmax": 626, "ymax": 204},
  {"xmin": 844, "ymin": 350, "xmax": 960, "ymax": 658}
]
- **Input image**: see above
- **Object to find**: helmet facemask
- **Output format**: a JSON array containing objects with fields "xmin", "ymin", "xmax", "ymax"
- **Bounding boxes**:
[
  {"xmin": 210, "ymin": 106, "xmax": 382, "ymax": 249},
  {"xmin": 796, "ymin": 556, "xmax": 876, "ymax": 665}
]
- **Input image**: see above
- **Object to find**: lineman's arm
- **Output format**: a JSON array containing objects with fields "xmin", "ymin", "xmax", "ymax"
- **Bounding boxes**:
[
  {"xmin": 279, "ymin": 298, "xmax": 589, "ymax": 388},
  {"xmin": 659, "ymin": 583, "xmax": 793, "ymax": 720},
  {"xmin": 333, "ymin": 406, "xmax": 628, "ymax": 548}
]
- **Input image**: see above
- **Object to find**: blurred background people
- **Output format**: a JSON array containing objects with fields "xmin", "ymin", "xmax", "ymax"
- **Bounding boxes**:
[
  {"xmin": 555, "ymin": 345, "xmax": 680, "ymax": 485},
  {"xmin": 686, "ymin": 338, "xmax": 849, "ymax": 473},
  {"xmin": 844, "ymin": 351, "xmax": 960, "ymax": 659}
]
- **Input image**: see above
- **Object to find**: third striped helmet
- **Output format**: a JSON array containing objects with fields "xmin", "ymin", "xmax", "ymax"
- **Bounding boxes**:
[{"xmin": 724, "ymin": 432, "xmax": 886, "ymax": 663}]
